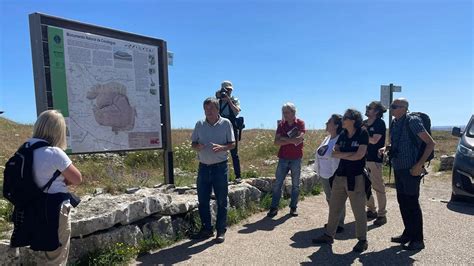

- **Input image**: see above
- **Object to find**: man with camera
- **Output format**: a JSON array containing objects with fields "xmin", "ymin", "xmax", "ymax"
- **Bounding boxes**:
[
  {"xmin": 215, "ymin": 80, "xmax": 243, "ymax": 183},
  {"xmin": 379, "ymin": 98, "xmax": 435, "ymax": 251}
]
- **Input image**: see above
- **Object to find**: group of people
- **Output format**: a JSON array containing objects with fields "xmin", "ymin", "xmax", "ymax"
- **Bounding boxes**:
[
  {"xmin": 190, "ymin": 83, "xmax": 435, "ymax": 254},
  {"xmin": 13, "ymin": 80, "xmax": 435, "ymax": 264}
]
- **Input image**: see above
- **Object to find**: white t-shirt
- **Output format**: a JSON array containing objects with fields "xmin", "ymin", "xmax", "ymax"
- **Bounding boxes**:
[
  {"xmin": 313, "ymin": 135, "xmax": 340, "ymax": 179},
  {"xmin": 28, "ymin": 138, "xmax": 72, "ymax": 194}
]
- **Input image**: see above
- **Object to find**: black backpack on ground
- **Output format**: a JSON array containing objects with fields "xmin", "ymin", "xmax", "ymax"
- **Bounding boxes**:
[
  {"xmin": 3, "ymin": 141, "xmax": 60, "ymax": 208},
  {"xmin": 406, "ymin": 112, "xmax": 435, "ymax": 164}
]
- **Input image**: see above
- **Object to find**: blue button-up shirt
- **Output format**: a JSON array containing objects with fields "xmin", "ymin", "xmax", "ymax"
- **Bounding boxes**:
[{"xmin": 390, "ymin": 114, "xmax": 426, "ymax": 170}]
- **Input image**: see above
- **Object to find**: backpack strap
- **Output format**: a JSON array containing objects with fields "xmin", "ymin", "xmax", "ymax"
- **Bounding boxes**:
[
  {"xmin": 41, "ymin": 170, "xmax": 62, "ymax": 192},
  {"xmin": 28, "ymin": 141, "xmax": 50, "ymax": 150}
]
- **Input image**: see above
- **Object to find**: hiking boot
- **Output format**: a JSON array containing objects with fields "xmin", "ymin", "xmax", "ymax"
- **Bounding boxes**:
[
  {"xmin": 234, "ymin": 178, "xmax": 242, "ymax": 184},
  {"xmin": 403, "ymin": 240, "xmax": 425, "ymax": 251},
  {"xmin": 391, "ymin": 234, "xmax": 410, "ymax": 244},
  {"xmin": 312, "ymin": 234, "xmax": 334, "ymax": 245},
  {"xmin": 373, "ymin": 216, "xmax": 387, "ymax": 226},
  {"xmin": 366, "ymin": 210, "xmax": 377, "ymax": 220},
  {"xmin": 215, "ymin": 232, "xmax": 226, "ymax": 244},
  {"xmin": 324, "ymin": 223, "xmax": 345, "ymax": 234},
  {"xmin": 190, "ymin": 229, "xmax": 214, "ymax": 240},
  {"xmin": 352, "ymin": 240, "xmax": 368, "ymax": 253},
  {"xmin": 290, "ymin": 207, "xmax": 298, "ymax": 217},
  {"xmin": 267, "ymin": 208, "xmax": 278, "ymax": 218}
]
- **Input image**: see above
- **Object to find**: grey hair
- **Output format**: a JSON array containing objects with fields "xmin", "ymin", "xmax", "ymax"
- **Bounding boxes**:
[
  {"xmin": 394, "ymin": 98, "xmax": 409, "ymax": 109},
  {"xmin": 203, "ymin": 97, "xmax": 220, "ymax": 110},
  {"xmin": 282, "ymin": 102, "xmax": 297, "ymax": 113}
]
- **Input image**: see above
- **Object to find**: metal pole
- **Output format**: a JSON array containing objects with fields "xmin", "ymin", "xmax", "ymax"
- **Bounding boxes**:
[{"xmin": 161, "ymin": 42, "xmax": 174, "ymax": 184}]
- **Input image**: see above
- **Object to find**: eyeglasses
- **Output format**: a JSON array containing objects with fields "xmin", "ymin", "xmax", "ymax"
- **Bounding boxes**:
[
  {"xmin": 390, "ymin": 104, "xmax": 405, "ymax": 109},
  {"xmin": 342, "ymin": 116, "xmax": 354, "ymax": 120}
]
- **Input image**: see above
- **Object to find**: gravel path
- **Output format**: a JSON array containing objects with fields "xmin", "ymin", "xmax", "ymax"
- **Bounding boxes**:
[{"xmin": 136, "ymin": 174, "xmax": 474, "ymax": 265}]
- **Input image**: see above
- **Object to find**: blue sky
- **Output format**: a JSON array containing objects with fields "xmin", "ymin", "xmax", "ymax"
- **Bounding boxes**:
[{"xmin": 1, "ymin": 0, "xmax": 472, "ymax": 129}]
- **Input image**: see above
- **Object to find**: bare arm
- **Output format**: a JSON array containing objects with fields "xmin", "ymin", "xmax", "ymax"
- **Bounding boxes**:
[
  {"xmin": 369, "ymin": 134, "xmax": 382, "ymax": 145},
  {"xmin": 274, "ymin": 132, "xmax": 304, "ymax": 146},
  {"xmin": 62, "ymin": 164, "xmax": 82, "ymax": 186},
  {"xmin": 191, "ymin": 142, "xmax": 205, "ymax": 151},
  {"xmin": 332, "ymin": 144, "xmax": 354, "ymax": 159},
  {"xmin": 212, "ymin": 142, "xmax": 236, "ymax": 152},
  {"xmin": 344, "ymin": 144, "xmax": 368, "ymax": 161}
]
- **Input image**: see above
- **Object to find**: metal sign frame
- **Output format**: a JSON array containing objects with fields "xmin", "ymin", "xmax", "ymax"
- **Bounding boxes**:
[{"xmin": 29, "ymin": 13, "xmax": 174, "ymax": 183}]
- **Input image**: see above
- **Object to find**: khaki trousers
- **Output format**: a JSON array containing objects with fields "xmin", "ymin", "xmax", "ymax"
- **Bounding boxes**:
[
  {"xmin": 366, "ymin": 161, "xmax": 387, "ymax": 216},
  {"xmin": 33, "ymin": 202, "xmax": 72, "ymax": 266},
  {"xmin": 326, "ymin": 175, "xmax": 367, "ymax": 240}
]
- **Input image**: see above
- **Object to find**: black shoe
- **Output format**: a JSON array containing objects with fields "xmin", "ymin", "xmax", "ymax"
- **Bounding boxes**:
[
  {"xmin": 324, "ymin": 223, "xmax": 345, "ymax": 234},
  {"xmin": 190, "ymin": 229, "xmax": 214, "ymax": 240},
  {"xmin": 290, "ymin": 208, "xmax": 298, "ymax": 217},
  {"xmin": 234, "ymin": 178, "xmax": 242, "ymax": 184},
  {"xmin": 373, "ymin": 216, "xmax": 387, "ymax": 226},
  {"xmin": 391, "ymin": 235, "xmax": 410, "ymax": 244},
  {"xmin": 215, "ymin": 232, "xmax": 226, "ymax": 244},
  {"xmin": 312, "ymin": 234, "xmax": 334, "ymax": 244},
  {"xmin": 352, "ymin": 240, "xmax": 368, "ymax": 253},
  {"xmin": 366, "ymin": 210, "xmax": 377, "ymax": 220},
  {"xmin": 403, "ymin": 240, "xmax": 425, "ymax": 250},
  {"xmin": 267, "ymin": 208, "xmax": 278, "ymax": 218}
]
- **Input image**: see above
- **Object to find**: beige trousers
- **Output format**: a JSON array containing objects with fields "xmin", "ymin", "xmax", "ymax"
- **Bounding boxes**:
[
  {"xmin": 33, "ymin": 202, "xmax": 72, "ymax": 266},
  {"xmin": 326, "ymin": 175, "xmax": 367, "ymax": 240},
  {"xmin": 366, "ymin": 161, "xmax": 387, "ymax": 217}
]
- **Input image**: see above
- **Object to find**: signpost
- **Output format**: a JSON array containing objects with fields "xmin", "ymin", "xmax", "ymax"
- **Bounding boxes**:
[
  {"xmin": 29, "ymin": 13, "xmax": 174, "ymax": 184},
  {"xmin": 380, "ymin": 83, "xmax": 402, "ymax": 128}
]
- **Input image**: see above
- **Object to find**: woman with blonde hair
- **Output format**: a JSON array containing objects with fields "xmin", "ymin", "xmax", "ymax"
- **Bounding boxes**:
[{"xmin": 14, "ymin": 110, "xmax": 82, "ymax": 265}]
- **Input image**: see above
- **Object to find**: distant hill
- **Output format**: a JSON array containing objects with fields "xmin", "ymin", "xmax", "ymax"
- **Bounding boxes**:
[{"xmin": 432, "ymin": 126, "xmax": 466, "ymax": 132}]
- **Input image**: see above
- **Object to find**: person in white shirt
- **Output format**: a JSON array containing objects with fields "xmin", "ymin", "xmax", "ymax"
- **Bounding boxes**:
[
  {"xmin": 313, "ymin": 114, "xmax": 345, "ymax": 233},
  {"xmin": 28, "ymin": 110, "xmax": 82, "ymax": 265}
]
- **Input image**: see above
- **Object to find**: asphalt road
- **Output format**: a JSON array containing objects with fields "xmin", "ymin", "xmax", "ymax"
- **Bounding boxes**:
[{"xmin": 136, "ymin": 174, "xmax": 474, "ymax": 265}]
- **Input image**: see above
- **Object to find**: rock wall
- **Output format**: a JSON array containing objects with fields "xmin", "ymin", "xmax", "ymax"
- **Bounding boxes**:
[{"xmin": 0, "ymin": 166, "xmax": 319, "ymax": 264}]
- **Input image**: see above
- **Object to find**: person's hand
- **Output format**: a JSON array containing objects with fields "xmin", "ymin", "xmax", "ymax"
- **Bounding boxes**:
[
  {"xmin": 378, "ymin": 147, "xmax": 386, "ymax": 157},
  {"xmin": 195, "ymin": 143, "xmax": 205, "ymax": 151},
  {"xmin": 211, "ymin": 143, "xmax": 226, "ymax": 152},
  {"xmin": 410, "ymin": 163, "xmax": 424, "ymax": 176}
]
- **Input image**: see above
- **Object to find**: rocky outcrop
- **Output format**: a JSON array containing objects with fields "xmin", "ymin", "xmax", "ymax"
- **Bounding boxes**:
[
  {"xmin": 439, "ymin": 154, "xmax": 455, "ymax": 171},
  {"xmin": 0, "ymin": 165, "xmax": 320, "ymax": 265}
]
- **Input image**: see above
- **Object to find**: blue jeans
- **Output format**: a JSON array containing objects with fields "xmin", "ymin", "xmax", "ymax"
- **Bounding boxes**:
[
  {"xmin": 197, "ymin": 160, "xmax": 228, "ymax": 233},
  {"xmin": 271, "ymin": 158, "xmax": 302, "ymax": 209}
]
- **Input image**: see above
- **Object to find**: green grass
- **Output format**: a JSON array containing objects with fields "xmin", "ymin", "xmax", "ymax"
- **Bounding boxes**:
[
  {"xmin": 74, "ymin": 242, "xmax": 139, "ymax": 266},
  {"xmin": 259, "ymin": 193, "xmax": 289, "ymax": 210}
]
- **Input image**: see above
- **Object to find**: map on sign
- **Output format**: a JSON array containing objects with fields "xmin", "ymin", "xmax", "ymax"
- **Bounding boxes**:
[{"xmin": 48, "ymin": 27, "xmax": 162, "ymax": 153}]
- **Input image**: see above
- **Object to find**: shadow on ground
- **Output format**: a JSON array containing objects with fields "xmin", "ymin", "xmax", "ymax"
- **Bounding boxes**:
[
  {"xmin": 447, "ymin": 200, "xmax": 474, "ymax": 215},
  {"xmin": 238, "ymin": 214, "xmax": 292, "ymax": 234},
  {"xmin": 301, "ymin": 245, "xmax": 420, "ymax": 265},
  {"xmin": 136, "ymin": 238, "xmax": 215, "ymax": 265}
]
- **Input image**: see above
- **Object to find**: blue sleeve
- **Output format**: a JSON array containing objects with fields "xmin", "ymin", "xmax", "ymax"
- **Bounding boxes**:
[
  {"xmin": 408, "ymin": 116, "xmax": 425, "ymax": 135},
  {"xmin": 191, "ymin": 122, "xmax": 200, "ymax": 143}
]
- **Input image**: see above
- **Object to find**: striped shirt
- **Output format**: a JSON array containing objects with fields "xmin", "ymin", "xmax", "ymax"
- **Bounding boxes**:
[{"xmin": 390, "ymin": 114, "xmax": 425, "ymax": 170}]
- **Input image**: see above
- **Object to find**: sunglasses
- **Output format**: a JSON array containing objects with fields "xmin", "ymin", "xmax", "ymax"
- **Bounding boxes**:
[
  {"xmin": 390, "ymin": 104, "xmax": 405, "ymax": 109},
  {"xmin": 366, "ymin": 105, "xmax": 375, "ymax": 110},
  {"xmin": 342, "ymin": 116, "xmax": 354, "ymax": 120}
]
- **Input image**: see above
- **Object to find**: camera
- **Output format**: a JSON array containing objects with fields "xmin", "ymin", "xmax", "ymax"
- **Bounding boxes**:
[{"xmin": 218, "ymin": 88, "xmax": 228, "ymax": 98}]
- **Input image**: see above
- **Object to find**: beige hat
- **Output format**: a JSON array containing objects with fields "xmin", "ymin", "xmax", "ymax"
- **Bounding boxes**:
[{"xmin": 221, "ymin": 80, "xmax": 233, "ymax": 90}]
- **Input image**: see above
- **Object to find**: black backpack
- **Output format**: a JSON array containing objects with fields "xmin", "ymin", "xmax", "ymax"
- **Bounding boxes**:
[
  {"xmin": 3, "ymin": 141, "xmax": 60, "ymax": 207},
  {"xmin": 406, "ymin": 112, "xmax": 435, "ymax": 164}
]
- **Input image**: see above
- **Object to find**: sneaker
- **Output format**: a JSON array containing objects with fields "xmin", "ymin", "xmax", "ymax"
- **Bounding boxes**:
[
  {"xmin": 366, "ymin": 210, "xmax": 377, "ymax": 220},
  {"xmin": 234, "ymin": 178, "xmax": 242, "ymax": 184},
  {"xmin": 352, "ymin": 240, "xmax": 368, "ymax": 253},
  {"xmin": 373, "ymin": 216, "xmax": 387, "ymax": 226},
  {"xmin": 312, "ymin": 234, "xmax": 334, "ymax": 245},
  {"xmin": 402, "ymin": 240, "xmax": 425, "ymax": 251},
  {"xmin": 391, "ymin": 234, "xmax": 410, "ymax": 244},
  {"xmin": 324, "ymin": 223, "xmax": 345, "ymax": 234},
  {"xmin": 215, "ymin": 232, "xmax": 226, "ymax": 244},
  {"xmin": 290, "ymin": 208, "xmax": 298, "ymax": 217},
  {"xmin": 267, "ymin": 208, "xmax": 278, "ymax": 218},
  {"xmin": 190, "ymin": 229, "xmax": 214, "ymax": 240}
]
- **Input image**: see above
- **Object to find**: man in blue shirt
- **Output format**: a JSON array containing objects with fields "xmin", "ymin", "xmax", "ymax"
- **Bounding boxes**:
[{"xmin": 380, "ymin": 98, "xmax": 435, "ymax": 251}]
